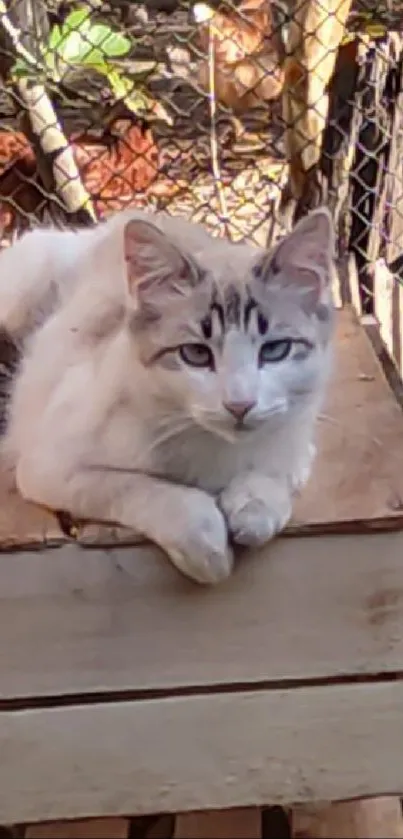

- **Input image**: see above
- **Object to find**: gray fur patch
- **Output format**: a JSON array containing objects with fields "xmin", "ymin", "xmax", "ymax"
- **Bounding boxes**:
[
  {"xmin": 224, "ymin": 284, "xmax": 241, "ymax": 326},
  {"xmin": 316, "ymin": 302, "xmax": 331, "ymax": 322},
  {"xmin": 200, "ymin": 285, "xmax": 265, "ymax": 337}
]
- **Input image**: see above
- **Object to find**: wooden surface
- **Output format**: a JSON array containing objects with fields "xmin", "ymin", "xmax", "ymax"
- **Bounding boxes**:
[
  {"xmin": 0, "ymin": 307, "xmax": 403, "ymax": 722},
  {"xmin": 1, "ymin": 306, "xmax": 403, "ymax": 823},
  {"xmin": 1, "ymin": 306, "xmax": 403, "ymax": 551},
  {"xmin": 1, "ymin": 530, "xmax": 403, "ymax": 699},
  {"xmin": 292, "ymin": 304, "xmax": 403, "ymax": 531},
  {"xmin": 374, "ymin": 259, "xmax": 403, "ymax": 381},
  {"xmin": 1, "ymin": 682, "xmax": 403, "ymax": 824}
]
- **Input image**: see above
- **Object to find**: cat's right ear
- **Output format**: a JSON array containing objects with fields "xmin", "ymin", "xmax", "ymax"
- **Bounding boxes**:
[
  {"xmin": 123, "ymin": 219, "xmax": 197, "ymax": 305},
  {"xmin": 258, "ymin": 207, "xmax": 335, "ymax": 312}
]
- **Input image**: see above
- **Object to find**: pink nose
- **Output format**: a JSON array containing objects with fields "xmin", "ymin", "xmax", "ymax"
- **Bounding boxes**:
[{"xmin": 223, "ymin": 400, "xmax": 256, "ymax": 420}]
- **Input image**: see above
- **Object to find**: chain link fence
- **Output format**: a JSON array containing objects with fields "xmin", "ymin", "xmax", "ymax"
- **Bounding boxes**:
[{"xmin": 0, "ymin": 0, "xmax": 403, "ymax": 320}]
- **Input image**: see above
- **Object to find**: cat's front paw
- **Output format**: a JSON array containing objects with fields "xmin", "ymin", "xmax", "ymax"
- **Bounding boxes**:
[
  {"xmin": 219, "ymin": 475, "xmax": 292, "ymax": 548},
  {"xmin": 161, "ymin": 490, "xmax": 233, "ymax": 585}
]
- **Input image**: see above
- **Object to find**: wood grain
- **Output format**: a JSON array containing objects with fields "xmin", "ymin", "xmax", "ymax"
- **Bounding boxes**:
[
  {"xmin": 1, "ymin": 530, "xmax": 403, "ymax": 699},
  {"xmin": 0, "ymin": 307, "xmax": 403, "ymax": 550},
  {"xmin": 1, "ymin": 682, "xmax": 403, "ymax": 824}
]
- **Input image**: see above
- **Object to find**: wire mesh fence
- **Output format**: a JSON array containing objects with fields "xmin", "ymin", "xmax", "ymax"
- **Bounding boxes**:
[
  {"xmin": 0, "ymin": 0, "xmax": 290, "ymax": 243},
  {"xmin": 0, "ymin": 0, "xmax": 403, "ymax": 316}
]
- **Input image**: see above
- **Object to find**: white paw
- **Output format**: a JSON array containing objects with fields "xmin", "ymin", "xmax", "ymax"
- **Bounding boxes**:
[
  {"xmin": 161, "ymin": 491, "xmax": 233, "ymax": 585},
  {"xmin": 219, "ymin": 475, "xmax": 292, "ymax": 548}
]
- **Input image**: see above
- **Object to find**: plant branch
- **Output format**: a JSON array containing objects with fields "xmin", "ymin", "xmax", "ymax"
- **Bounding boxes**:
[
  {"xmin": 0, "ymin": 0, "xmax": 96, "ymax": 225},
  {"xmin": 207, "ymin": 22, "xmax": 230, "ymax": 237}
]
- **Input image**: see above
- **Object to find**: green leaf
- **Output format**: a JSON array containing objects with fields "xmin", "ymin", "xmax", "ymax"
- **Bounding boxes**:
[
  {"xmin": 105, "ymin": 68, "xmax": 134, "ymax": 99},
  {"xmin": 105, "ymin": 69, "xmax": 172, "ymax": 123},
  {"xmin": 81, "ymin": 24, "xmax": 131, "ymax": 58},
  {"xmin": 46, "ymin": 8, "xmax": 92, "ymax": 66},
  {"xmin": 107, "ymin": 69, "xmax": 144, "ymax": 107},
  {"xmin": 47, "ymin": 23, "xmax": 63, "ymax": 52},
  {"xmin": 43, "ymin": 10, "xmax": 131, "ymax": 79},
  {"xmin": 64, "ymin": 8, "xmax": 92, "ymax": 33}
]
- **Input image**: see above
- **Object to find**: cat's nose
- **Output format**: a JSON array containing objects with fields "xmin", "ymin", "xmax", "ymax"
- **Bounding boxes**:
[{"xmin": 223, "ymin": 399, "xmax": 256, "ymax": 420}]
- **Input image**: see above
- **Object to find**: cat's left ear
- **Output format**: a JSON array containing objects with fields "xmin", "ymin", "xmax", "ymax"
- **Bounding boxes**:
[
  {"xmin": 258, "ymin": 207, "xmax": 335, "ymax": 311},
  {"xmin": 123, "ymin": 218, "xmax": 197, "ymax": 303}
]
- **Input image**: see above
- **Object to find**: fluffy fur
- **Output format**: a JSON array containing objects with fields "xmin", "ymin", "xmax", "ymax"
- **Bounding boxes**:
[{"xmin": 0, "ymin": 207, "xmax": 335, "ymax": 583}]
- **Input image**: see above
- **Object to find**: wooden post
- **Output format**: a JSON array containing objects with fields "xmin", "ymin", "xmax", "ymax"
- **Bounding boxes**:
[
  {"xmin": 280, "ymin": 0, "xmax": 353, "ymax": 226},
  {"xmin": 290, "ymin": 28, "xmax": 403, "ymax": 314}
]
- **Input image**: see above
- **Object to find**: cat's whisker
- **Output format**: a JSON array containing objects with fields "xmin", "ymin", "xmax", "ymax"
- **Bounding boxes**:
[
  {"xmin": 318, "ymin": 411, "xmax": 339, "ymax": 425},
  {"xmin": 190, "ymin": 409, "xmax": 239, "ymax": 443},
  {"xmin": 199, "ymin": 422, "xmax": 238, "ymax": 443},
  {"xmin": 259, "ymin": 404, "xmax": 288, "ymax": 420},
  {"xmin": 141, "ymin": 419, "xmax": 195, "ymax": 457}
]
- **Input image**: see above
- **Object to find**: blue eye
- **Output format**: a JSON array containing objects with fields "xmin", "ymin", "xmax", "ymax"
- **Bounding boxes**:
[
  {"xmin": 179, "ymin": 343, "xmax": 214, "ymax": 369},
  {"xmin": 259, "ymin": 339, "xmax": 292, "ymax": 365}
]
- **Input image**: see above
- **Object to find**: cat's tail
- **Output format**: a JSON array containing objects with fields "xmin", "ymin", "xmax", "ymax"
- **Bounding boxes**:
[{"xmin": 0, "ymin": 226, "xmax": 79, "ymax": 340}]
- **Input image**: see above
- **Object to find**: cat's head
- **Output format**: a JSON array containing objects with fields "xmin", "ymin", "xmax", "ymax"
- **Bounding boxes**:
[{"xmin": 122, "ymin": 209, "xmax": 335, "ymax": 439}]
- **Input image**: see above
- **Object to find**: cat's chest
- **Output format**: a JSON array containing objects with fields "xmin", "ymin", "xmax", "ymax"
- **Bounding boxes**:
[
  {"xmin": 151, "ymin": 430, "xmax": 262, "ymax": 494},
  {"xmin": 97, "ymin": 411, "xmax": 257, "ymax": 492}
]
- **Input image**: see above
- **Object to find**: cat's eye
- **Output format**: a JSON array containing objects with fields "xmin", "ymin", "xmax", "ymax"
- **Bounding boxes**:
[
  {"xmin": 179, "ymin": 343, "xmax": 214, "ymax": 369},
  {"xmin": 259, "ymin": 339, "xmax": 292, "ymax": 365}
]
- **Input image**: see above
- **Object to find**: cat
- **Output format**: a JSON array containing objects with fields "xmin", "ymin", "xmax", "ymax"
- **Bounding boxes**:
[{"xmin": 0, "ymin": 206, "xmax": 335, "ymax": 584}]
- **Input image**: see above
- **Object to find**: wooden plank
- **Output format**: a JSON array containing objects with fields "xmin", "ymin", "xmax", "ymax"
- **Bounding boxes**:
[
  {"xmin": 373, "ymin": 259, "xmax": 395, "ymax": 363},
  {"xmin": 292, "ymin": 798, "xmax": 403, "ymax": 838},
  {"xmin": 174, "ymin": 808, "xmax": 261, "ymax": 838},
  {"xmin": 1, "ymin": 681, "xmax": 403, "ymax": 824},
  {"xmin": 0, "ymin": 467, "xmax": 60, "ymax": 549},
  {"xmin": 2, "ymin": 530, "xmax": 403, "ymax": 698},
  {"xmin": 373, "ymin": 258, "xmax": 403, "ymax": 379},
  {"xmin": 292, "ymin": 306, "xmax": 403, "ymax": 532},
  {"xmin": 1, "ymin": 308, "xmax": 403, "ymax": 551},
  {"xmin": 344, "ymin": 254, "xmax": 363, "ymax": 318},
  {"xmin": 25, "ymin": 819, "xmax": 130, "ymax": 838},
  {"xmin": 281, "ymin": 0, "xmax": 353, "ymax": 216}
]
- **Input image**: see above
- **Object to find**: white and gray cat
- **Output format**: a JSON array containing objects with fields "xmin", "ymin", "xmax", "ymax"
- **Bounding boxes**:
[{"xmin": 0, "ymin": 206, "xmax": 335, "ymax": 583}]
